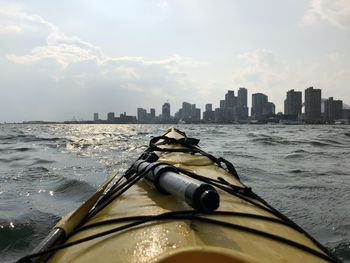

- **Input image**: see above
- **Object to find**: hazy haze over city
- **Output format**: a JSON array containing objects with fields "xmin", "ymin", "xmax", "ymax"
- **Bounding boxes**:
[{"xmin": 1, "ymin": 0, "xmax": 349, "ymax": 122}]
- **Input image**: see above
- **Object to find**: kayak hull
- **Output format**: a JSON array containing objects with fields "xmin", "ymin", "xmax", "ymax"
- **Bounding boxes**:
[{"xmin": 43, "ymin": 127, "xmax": 333, "ymax": 263}]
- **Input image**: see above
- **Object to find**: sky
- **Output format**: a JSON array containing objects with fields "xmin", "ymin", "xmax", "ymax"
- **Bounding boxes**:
[{"xmin": 0, "ymin": 0, "xmax": 349, "ymax": 122}]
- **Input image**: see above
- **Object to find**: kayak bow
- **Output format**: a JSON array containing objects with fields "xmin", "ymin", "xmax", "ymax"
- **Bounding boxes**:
[{"xmin": 20, "ymin": 127, "xmax": 341, "ymax": 263}]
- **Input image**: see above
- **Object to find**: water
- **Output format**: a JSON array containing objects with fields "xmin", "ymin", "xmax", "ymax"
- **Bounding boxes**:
[{"xmin": 1, "ymin": 124, "xmax": 349, "ymax": 262}]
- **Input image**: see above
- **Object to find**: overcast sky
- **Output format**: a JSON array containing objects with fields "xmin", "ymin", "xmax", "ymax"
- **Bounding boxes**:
[{"xmin": 1, "ymin": 0, "xmax": 349, "ymax": 122}]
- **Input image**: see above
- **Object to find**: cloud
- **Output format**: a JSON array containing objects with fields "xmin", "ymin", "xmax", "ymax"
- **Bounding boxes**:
[
  {"xmin": 0, "ymin": 5, "xmax": 203, "ymax": 121},
  {"xmin": 0, "ymin": 24, "xmax": 21, "ymax": 32},
  {"xmin": 2, "ymin": 6, "xmax": 103, "ymax": 68},
  {"xmin": 232, "ymin": 49, "xmax": 288, "ymax": 111},
  {"xmin": 232, "ymin": 48, "xmax": 350, "ymax": 112},
  {"xmin": 157, "ymin": 1, "xmax": 168, "ymax": 9},
  {"xmin": 0, "ymin": 3, "xmax": 58, "ymax": 31},
  {"xmin": 302, "ymin": 0, "xmax": 350, "ymax": 29},
  {"xmin": 6, "ymin": 44, "xmax": 100, "ymax": 68},
  {"xmin": 233, "ymin": 49, "xmax": 282, "ymax": 85},
  {"xmin": 3, "ymin": 7, "xmax": 199, "ymax": 76}
]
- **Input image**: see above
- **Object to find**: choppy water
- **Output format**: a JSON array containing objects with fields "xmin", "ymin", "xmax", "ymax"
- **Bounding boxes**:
[{"xmin": 0, "ymin": 124, "xmax": 349, "ymax": 262}]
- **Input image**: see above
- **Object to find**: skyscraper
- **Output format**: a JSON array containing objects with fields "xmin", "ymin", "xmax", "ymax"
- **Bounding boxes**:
[
  {"xmin": 223, "ymin": 90, "xmax": 237, "ymax": 122},
  {"xmin": 237, "ymin": 87, "xmax": 247, "ymax": 108},
  {"xmin": 150, "ymin": 108, "xmax": 156, "ymax": 119},
  {"xmin": 284, "ymin": 89, "xmax": 302, "ymax": 116},
  {"xmin": 251, "ymin": 93, "xmax": 268, "ymax": 119},
  {"xmin": 225, "ymin": 90, "xmax": 236, "ymax": 108},
  {"xmin": 324, "ymin": 97, "xmax": 343, "ymax": 122},
  {"xmin": 266, "ymin": 102, "xmax": 275, "ymax": 115},
  {"xmin": 181, "ymin": 102, "xmax": 192, "ymax": 120},
  {"xmin": 220, "ymin": 100, "xmax": 226, "ymax": 109},
  {"xmin": 93, "ymin": 113, "xmax": 99, "ymax": 121},
  {"xmin": 192, "ymin": 108, "xmax": 201, "ymax": 123},
  {"xmin": 162, "ymin": 102, "xmax": 171, "ymax": 120},
  {"xmin": 305, "ymin": 87, "xmax": 321, "ymax": 122},
  {"xmin": 205, "ymin": 104, "xmax": 212, "ymax": 112},
  {"xmin": 107, "ymin": 112, "xmax": 115, "ymax": 122},
  {"xmin": 137, "ymin": 108, "xmax": 147, "ymax": 122},
  {"xmin": 237, "ymin": 87, "xmax": 248, "ymax": 120},
  {"xmin": 203, "ymin": 104, "xmax": 214, "ymax": 122}
]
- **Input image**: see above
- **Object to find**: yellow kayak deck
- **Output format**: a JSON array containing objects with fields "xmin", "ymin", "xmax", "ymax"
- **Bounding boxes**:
[{"xmin": 26, "ymin": 127, "xmax": 338, "ymax": 263}]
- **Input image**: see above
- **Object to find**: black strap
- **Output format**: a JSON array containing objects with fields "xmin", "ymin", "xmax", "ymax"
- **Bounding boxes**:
[
  {"xmin": 218, "ymin": 157, "xmax": 240, "ymax": 179},
  {"xmin": 148, "ymin": 135, "xmax": 240, "ymax": 180}
]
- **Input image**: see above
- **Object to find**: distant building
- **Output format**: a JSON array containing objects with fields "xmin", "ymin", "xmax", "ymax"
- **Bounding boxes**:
[
  {"xmin": 93, "ymin": 113, "xmax": 99, "ymax": 121},
  {"xmin": 192, "ymin": 107, "xmax": 201, "ymax": 123},
  {"xmin": 176, "ymin": 102, "xmax": 201, "ymax": 123},
  {"xmin": 224, "ymin": 90, "xmax": 236, "ymax": 122},
  {"xmin": 237, "ymin": 87, "xmax": 248, "ymax": 120},
  {"xmin": 150, "ymin": 108, "xmax": 156, "ymax": 119},
  {"xmin": 225, "ymin": 90, "xmax": 236, "ymax": 109},
  {"xmin": 284, "ymin": 89, "xmax": 302, "ymax": 117},
  {"xmin": 162, "ymin": 102, "xmax": 171, "ymax": 120},
  {"xmin": 136, "ymin": 107, "xmax": 157, "ymax": 123},
  {"xmin": 137, "ymin": 108, "xmax": 147, "ymax": 122},
  {"xmin": 220, "ymin": 100, "xmax": 226, "ymax": 109},
  {"xmin": 203, "ymin": 103, "xmax": 215, "ymax": 122},
  {"xmin": 117, "ymin": 112, "xmax": 137, "ymax": 124},
  {"xmin": 213, "ymin": 107, "xmax": 233, "ymax": 123},
  {"xmin": 251, "ymin": 93, "xmax": 268, "ymax": 119},
  {"xmin": 343, "ymin": 109, "xmax": 350, "ymax": 120},
  {"xmin": 266, "ymin": 102, "xmax": 275, "ymax": 115},
  {"xmin": 107, "ymin": 112, "xmax": 115, "ymax": 121},
  {"xmin": 236, "ymin": 107, "xmax": 248, "ymax": 120},
  {"xmin": 237, "ymin": 88, "xmax": 247, "ymax": 108},
  {"xmin": 324, "ymin": 97, "xmax": 343, "ymax": 122},
  {"xmin": 214, "ymin": 108, "xmax": 224, "ymax": 123},
  {"xmin": 205, "ymin": 104, "xmax": 212, "ymax": 112},
  {"xmin": 305, "ymin": 87, "xmax": 321, "ymax": 122},
  {"xmin": 181, "ymin": 102, "xmax": 192, "ymax": 120},
  {"xmin": 214, "ymin": 88, "xmax": 249, "ymax": 123}
]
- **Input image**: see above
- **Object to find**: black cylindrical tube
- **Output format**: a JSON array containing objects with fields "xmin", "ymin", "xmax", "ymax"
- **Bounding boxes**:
[{"xmin": 133, "ymin": 160, "xmax": 220, "ymax": 211}]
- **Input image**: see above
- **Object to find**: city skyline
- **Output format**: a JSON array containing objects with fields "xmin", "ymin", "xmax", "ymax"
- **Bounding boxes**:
[
  {"xmin": 89, "ymin": 86, "xmax": 348, "ymax": 124},
  {"xmin": 94, "ymin": 85, "xmax": 350, "ymax": 122}
]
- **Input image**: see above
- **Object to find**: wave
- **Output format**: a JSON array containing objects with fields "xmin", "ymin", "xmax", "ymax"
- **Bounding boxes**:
[
  {"xmin": 31, "ymin": 158, "xmax": 55, "ymax": 165},
  {"xmin": 0, "ymin": 158, "xmax": 12, "ymax": 163},
  {"xmin": 309, "ymin": 140, "xmax": 347, "ymax": 148},
  {"xmin": 232, "ymin": 153, "xmax": 259, "ymax": 159},
  {"xmin": 293, "ymin": 149, "xmax": 309, "ymax": 153},
  {"xmin": 53, "ymin": 179, "xmax": 96, "ymax": 201},
  {"xmin": 26, "ymin": 166, "xmax": 50, "ymax": 173},
  {"xmin": 1, "ymin": 134, "xmax": 69, "ymax": 144},
  {"xmin": 0, "ymin": 147, "xmax": 33, "ymax": 153},
  {"xmin": 246, "ymin": 132, "xmax": 258, "ymax": 138},
  {"xmin": 137, "ymin": 131, "xmax": 149, "ymax": 135},
  {"xmin": 285, "ymin": 184, "xmax": 339, "ymax": 192},
  {"xmin": 0, "ymin": 156, "xmax": 54, "ymax": 166},
  {"xmin": 284, "ymin": 153, "xmax": 305, "ymax": 159},
  {"xmin": 288, "ymin": 169, "xmax": 305, "ymax": 173},
  {"xmin": 0, "ymin": 166, "xmax": 54, "ymax": 184},
  {"xmin": 0, "ymin": 210, "xmax": 60, "ymax": 259},
  {"xmin": 0, "ymin": 154, "xmax": 31, "ymax": 163},
  {"xmin": 332, "ymin": 241, "xmax": 350, "ymax": 262},
  {"xmin": 251, "ymin": 137, "xmax": 295, "ymax": 146}
]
